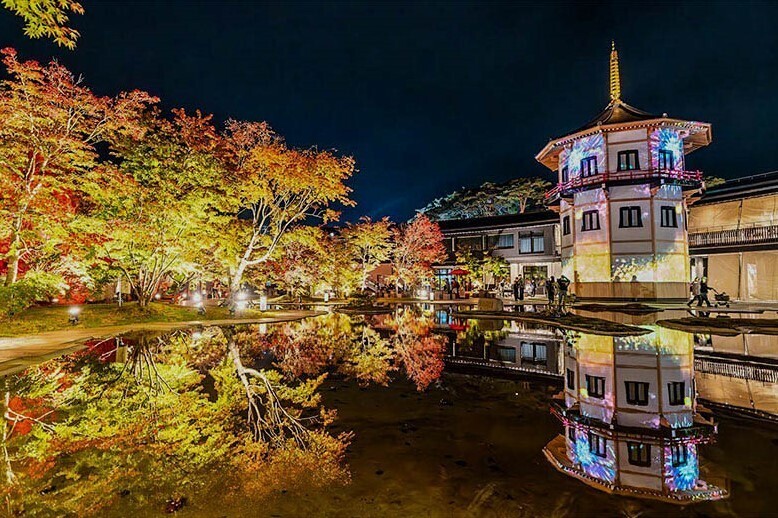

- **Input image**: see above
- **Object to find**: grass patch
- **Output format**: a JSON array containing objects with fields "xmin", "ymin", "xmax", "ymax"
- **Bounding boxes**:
[{"xmin": 0, "ymin": 302, "xmax": 281, "ymax": 337}]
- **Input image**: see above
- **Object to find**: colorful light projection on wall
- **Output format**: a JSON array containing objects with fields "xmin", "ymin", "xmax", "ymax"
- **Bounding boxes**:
[
  {"xmin": 564, "ymin": 134, "xmax": 605, "ymax": 179},
  {"xmin": 650, "ymin": 128, "xmax": 684, "ymax": 170},
  {"xmin": 663, "ymin": 443, "xmax": 700, "ymax": 492},
  {"xmin": 610, "ymin": 252, "xmax": 689, "ymax": 284},
  {"xmin": 570, "ymin": 427, "xmax": 617, "ymax": 484}
]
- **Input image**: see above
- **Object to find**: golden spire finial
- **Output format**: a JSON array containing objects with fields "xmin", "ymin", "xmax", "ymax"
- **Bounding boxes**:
[{"xmin": 609, "ymin": 40, "xmax": 621, "ymax": 102}]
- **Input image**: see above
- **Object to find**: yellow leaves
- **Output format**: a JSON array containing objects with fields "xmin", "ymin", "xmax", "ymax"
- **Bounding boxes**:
[{"xmin": 2, "ymin": 0, "xmax": 84, "ymax": 49}]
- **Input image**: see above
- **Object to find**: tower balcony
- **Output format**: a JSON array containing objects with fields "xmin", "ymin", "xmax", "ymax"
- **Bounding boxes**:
[{"xmin": 545, "ymin": 169, "xmax": 703, "ymax": 206}]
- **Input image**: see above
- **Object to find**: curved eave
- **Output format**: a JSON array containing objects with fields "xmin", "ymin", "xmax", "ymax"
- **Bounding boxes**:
[{"xmin": 535, "ymin": 118, "xmax": 713, "ymax": 171}]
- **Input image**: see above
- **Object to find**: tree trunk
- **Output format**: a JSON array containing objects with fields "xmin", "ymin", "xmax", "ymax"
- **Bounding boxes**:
[{"xmin": 3, "ymin": 254, "xmax": 19, "ymax": 286}]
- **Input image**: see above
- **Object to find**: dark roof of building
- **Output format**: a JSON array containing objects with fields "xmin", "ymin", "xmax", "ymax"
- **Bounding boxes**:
[
  {"xmin": 697, "ymin": 170, "xmax": 778, "ymax": 204},
  {"xmin": 436, "ymin": 209, "xmax": 558, "ymax": 233},
  {"xmin": 564, "ymin": 99, "xmax": 659, "ymax": 138}
]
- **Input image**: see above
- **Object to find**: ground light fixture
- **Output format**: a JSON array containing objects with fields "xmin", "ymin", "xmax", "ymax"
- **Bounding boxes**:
[
  {"xmin": 68, "ymin": 306, "xmax": 81, "ymax": 325},
  {"xmin": 259, "ymin": 294, "xmax": 268, "ymax": 311}
]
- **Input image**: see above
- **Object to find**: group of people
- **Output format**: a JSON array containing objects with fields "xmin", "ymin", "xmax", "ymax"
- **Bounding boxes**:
[
  {"xmin": 687, "ymin": 276, "xmax": 715, "ymax": 307},
  {"xmin": 510, "ymin": 275, "xmax": 571, "ymax": 307}
]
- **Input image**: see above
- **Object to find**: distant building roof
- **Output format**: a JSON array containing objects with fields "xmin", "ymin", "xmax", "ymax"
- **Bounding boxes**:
[
  {"xmin": 697, "ymin": 171, "xmax": 778, "ymax": 205},
  {"xmin": 436, "ymin": 209, "xmax": 558, "ymax": 233}
]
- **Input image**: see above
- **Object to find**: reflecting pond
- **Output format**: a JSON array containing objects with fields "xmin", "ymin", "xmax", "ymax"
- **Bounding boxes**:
[{"xmin": 2, "ymin": 306, "xmax": 777, "ymax": 516}]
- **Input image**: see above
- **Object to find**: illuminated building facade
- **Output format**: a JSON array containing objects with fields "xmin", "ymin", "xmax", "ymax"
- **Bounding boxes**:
[
  {"xmin": 543, "ymin": 328, "xmax": 728, "ymax": 503},
  {"xmin": 537, "ymin": 44, "xmax": 711, "ymax": 300}
]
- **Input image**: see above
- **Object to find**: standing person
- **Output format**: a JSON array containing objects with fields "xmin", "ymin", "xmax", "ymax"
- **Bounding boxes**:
[
  {"xmin": 444, "ymin": 278, "xmax": 452, "ymax": 300},
  {"xmin": 545, "ymin": 276, "xmax": 556, "ymax": 306},
  {"xmin": 557, "ymin": 275, "xmax": 570, "ymax": 308},
  {"xmin": 687, "ymin": 277, "xmax": 701, "ymax": 306},
  {"xmin": 530, "ymin": 278, "xmax": 537, "ymax": 297},
  {"xmin": 512, "ymin": 277, "xmax": 520, "ymax": 301},
  {"xmin": 697, "ymin": 277, "xmax": 713, "ymax": 307},
  {"xmin": 452, "ymin": 278, "xmax": 460, "ymax": 299},
  {"xmin": 518, "ymin": 275, "xmax": 525, "ymax": 301}
]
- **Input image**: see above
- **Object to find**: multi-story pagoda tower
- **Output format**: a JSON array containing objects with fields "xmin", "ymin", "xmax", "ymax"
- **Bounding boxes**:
[{"xmin": 536, "ymin": 43, "xmax": 712, "ymax": 300}]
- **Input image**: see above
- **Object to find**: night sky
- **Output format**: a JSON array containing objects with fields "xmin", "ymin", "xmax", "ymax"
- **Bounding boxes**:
[{"xmin": 2, "ymin": 1, "xmax": 777, "ymax": 221}]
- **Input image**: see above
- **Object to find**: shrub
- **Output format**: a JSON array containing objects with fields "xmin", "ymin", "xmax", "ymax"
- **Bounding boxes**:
[{"xmin": 0, "ymin": 271, "xmax": 68, "ymax": 317}]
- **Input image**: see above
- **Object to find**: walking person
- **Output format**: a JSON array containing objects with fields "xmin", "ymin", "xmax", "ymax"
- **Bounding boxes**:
[
  {"xmin": 512, "ymin": 277, "xmax": 520, "ymax": 301},
  {"xmin": 518, "ymin": 276, "xmax": 525, "ymax": 300},
  {"xmin": 545, "ymin": 276, "xmax": 556, "ymax": 307},
  {"xmin": 557, "ymin": 275, "xmax": 570, "ymax": 308},
  {"xmin": 697, "ymin": 277, "xmax": 713, "ymax": 307},
  {"xmin": 687, "ymin": 277, "xmax": 701, "ymax": 306}
]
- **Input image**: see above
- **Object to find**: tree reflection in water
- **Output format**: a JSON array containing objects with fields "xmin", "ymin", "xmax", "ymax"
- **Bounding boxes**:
[{"xmin": 0, "ymin": 309, "xmax": 446, "ymax": 515}]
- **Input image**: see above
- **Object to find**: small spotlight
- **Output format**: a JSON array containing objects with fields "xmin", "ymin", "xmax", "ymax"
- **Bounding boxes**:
[
  {"xmin": 192, "ymin": 331, "xmax": 202, "ymax": 340},
  {"xmin": 68, "ymin": 306, "xmax": 81, "ymax": 324},
  {"xmin": 154, "ymin": 293, "xmax": 161, "ymax": 300}
]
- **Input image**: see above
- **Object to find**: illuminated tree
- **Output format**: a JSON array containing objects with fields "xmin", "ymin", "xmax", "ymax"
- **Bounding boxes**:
[
  {"xmin": 0, "ymin": 48, "xmax": 155, "ymax": 287},
  {"xmin": 390, "ymin": 310, "xmax": 445, "ymax": 391},
  {"xmin": 341, "ymin": 216, "xmax": 393, "ymax": 291},
  {"xmin": 390, "ymin": 215, "xmax": 446, "ymax": 292},
  {"xmin": 93, "ymin": 109, "xmax": 221, "ymax": 306},
  {"xmin": 214, "ymin": 121, "xmax": 355, "ymax": 300},
  {"xmin": 1, "ymin": 0, "xmax": 84, "ymax": 49}
]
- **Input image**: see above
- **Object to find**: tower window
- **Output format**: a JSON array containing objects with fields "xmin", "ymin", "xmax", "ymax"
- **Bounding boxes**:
[
  {"xmin": 625, "ymin": 381, "xmax": 650, "ymax": 406},
  {"xmin": 627, "ymin": 442, "xmax": 651, "ymax": 467},
  {"xmin": 660, "ymin": 206, "xmax": 678, "ymax": 228},
  {"xmin": 588, "ymin": 432, "xmax": 607, "ymax": 458},
  {"xmin": 568, "ymin": 426, "xmax": 576, "ymax": 443},
  {"xmin": 562, "ymin": 166, "xmax": 569, "ymax": 183},
  {"xmin": 658, "ymin": 149, "xmax": 674, "ymax": 171},
  {"xmin": 668, "ymin": 381, "xmax": 685, "ymax": 406},
  {"xmin": 581, "ymin": 156, "xmax": 598, "ymax": 177},
  {"xmin": 581, "ymin": 210, "xmax": 600, "ymax": 231},
  {"xmin": 563, "ymin": 215, "xmax": 571, "ymax": 236},
  {"xmin": 619, "ymin": 206, "xmax": 643, "ymax": 228},
  {"xmin": 566, "ymin": 368, "xmax": 575, "ymax": 390},
  {"xmin": 585, "ymin": 374, "xmax": 606, "ymax": 399},
  {"xmin": 670, "ymin": 444, "xmax": 688, "ymax": 467},
  {"xmin": 617, "ymin": 150, "xmax": 640, "ymax": 171}
]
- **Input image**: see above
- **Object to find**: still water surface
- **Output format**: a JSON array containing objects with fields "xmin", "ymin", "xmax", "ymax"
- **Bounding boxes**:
[{"xmin": 2, "ymin": 306, "xmax": 777, "ymax": 516}]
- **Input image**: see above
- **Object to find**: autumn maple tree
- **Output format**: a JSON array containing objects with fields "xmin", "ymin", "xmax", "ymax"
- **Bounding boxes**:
[
  {"xmin": 390, "ymin": 214, "xmax": 446, "ymax": 292},
  {"xmin": 0, "ymin": 48, "xmax": 155, "ymax": 288},
  {"xmin": 214, "ymin": 121, "xmax": 355, "ymax": 300},
  {"xmin": 341, "ymin": 216, "xmax": 393, "ymax": 291},
  {"xmin": 2, "ymin": 0, "xmax": 84, "ymax": 49}
]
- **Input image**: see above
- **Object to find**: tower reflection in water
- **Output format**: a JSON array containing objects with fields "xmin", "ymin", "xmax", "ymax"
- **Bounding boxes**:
[{"xmin": 544, "ymin": 327, "xmax": 728, "ymax": 504}]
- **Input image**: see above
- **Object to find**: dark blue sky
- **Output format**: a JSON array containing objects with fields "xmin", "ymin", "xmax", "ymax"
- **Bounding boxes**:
[{"xmin": 2, "ymin": 1, "xmax": 777, "ymax": 221}]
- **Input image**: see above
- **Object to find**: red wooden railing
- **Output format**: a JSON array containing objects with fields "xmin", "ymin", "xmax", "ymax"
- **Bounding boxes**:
[{"xmin": 545, "ymin": 169, "xmax": 703, "ymax": 199}]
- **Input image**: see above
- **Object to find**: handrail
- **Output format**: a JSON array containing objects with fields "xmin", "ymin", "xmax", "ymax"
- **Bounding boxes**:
[
  {"xmin": 545, "ymin": 169, "xmax": 703, "ymax": 199},
  {"xmin": 689, "ymin": 224, "xmax": 778, "ymax": 247}
]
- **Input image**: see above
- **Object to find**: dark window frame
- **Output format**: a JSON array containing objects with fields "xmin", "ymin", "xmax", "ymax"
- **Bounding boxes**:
[
  {"xmin": 487, "ymin": 233, "xmax": 515, "ymax": 250},
  {"xmin": 581, "ymin": 210, "xmax": 600, "ymax": 232},
  {"xmin": 581, "ymin": 156, "xmax": 599, "ymax": 177},
  {"xmin": 624, "ymin": 381, "xmax": 650, "ymax": 406},
  {"xmin": 619, "ymin": 206, "xmax": 643, "ymax": 228},
  {"xmin": 561, "ymin": 166, "xmax": 569, "ymax": 183},
  {"xmin": 668, "ymin": 381, "xmax": 685, "ymax": 406},
  {"xmin": 519, "ymin": 231, "xmax": 545, "ymax": 254},
  {"xmin": 658, "ymin": 149, "xmax": 674, "ymax": 171},
  {"xmin": 670, "ymin": 444, "xmax": 688, "ymax": 467},
  {"xmin": 627, "ymin": 442, "xmax": 652, "ymax": 467},
  {"xmin": 617, "ymin": 150, "xmax": 640, "ymax": 171},
  {"xmin": 568, "ymin": 426, "xmax": 576, "ymax": 443},
  {"xmin": 588, "ymin": 432, "xmax": 607, "ymax": 458},
  {"xmin": 660, "ymin": 205, "xmax": 678, "ymax": 228},
  {"xmin": 563, "ymin": 215, "xmax": 571, "ymax": 236},
  {"xmin": 566, "ymin": 368, "xmax": 575, "ymax": 390},
  {"xmin": 586, "ymin": 374, "xmax": 606, "ymax": 399}
]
